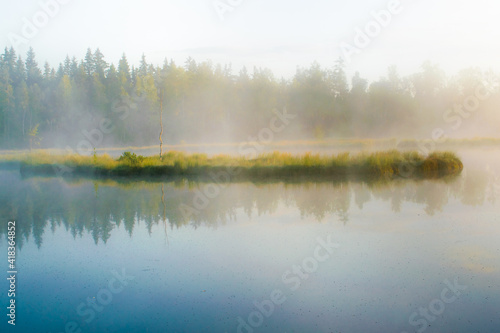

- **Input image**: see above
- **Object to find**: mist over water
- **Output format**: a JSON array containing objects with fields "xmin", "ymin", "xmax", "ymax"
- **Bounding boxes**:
[
  {"xmin": 1, "ymin": 150, "xmax": 499, "ymax": 332},
  {"xmin": 2, "ymin": 0, "xmax": 500, "ymax": 332}
]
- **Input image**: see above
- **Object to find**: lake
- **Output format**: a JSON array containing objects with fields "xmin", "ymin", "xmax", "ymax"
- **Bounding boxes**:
[{"xmin": 1, "ymin": 149, "xmax": 499, "ymax": 333}]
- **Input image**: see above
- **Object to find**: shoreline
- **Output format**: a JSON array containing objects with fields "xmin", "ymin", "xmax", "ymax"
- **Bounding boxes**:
[{"xmin": 1, "ymin": 150, "xmax": 464, "ymax": 182}]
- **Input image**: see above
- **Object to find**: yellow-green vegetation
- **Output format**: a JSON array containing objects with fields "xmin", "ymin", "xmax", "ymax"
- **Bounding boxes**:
[{"xmin": 1, "ymin": 150, "xmax": 463, "ymax": 181}]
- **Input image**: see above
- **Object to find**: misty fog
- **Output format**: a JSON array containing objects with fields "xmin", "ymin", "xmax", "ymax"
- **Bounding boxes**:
[{"xmin": 1, "ymin": 47, "xmax": 499, "ymax": 153}]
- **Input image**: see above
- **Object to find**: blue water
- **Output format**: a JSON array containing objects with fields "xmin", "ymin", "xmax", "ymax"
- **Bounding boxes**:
[{"xmin": 1, "ymin": 150, "xmax": 499, "ymax": 333}]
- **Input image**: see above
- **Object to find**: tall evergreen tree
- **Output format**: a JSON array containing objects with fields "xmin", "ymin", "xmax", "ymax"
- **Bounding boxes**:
[
  {"xmin": 118, "ymin": 53, "xmax": 131, "ymax": 95},
  {"xmin": 26, "ymin": 47, "xmax": 42, "ymax": 86},
  {"xmin": 63, "ymin": 55, "xmax": 72, "ymax": 76},
  {"xmin": 83, "ymin": 48, "xmax": 95, "ymax": 77},
  {"xmin": 94, "ymin": 48, "xmax": 108, "ymax": 79}
]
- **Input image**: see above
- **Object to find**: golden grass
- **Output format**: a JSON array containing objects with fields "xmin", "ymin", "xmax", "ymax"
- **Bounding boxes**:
[{"xmin": 0, "ymin": 149, "xmax": 464, "ymax": 181}]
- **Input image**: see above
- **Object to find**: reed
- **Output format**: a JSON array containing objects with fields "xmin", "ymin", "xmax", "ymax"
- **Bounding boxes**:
[{"xmin": 1, "ymin": 150, "xmax": 463, "ymax": 181}]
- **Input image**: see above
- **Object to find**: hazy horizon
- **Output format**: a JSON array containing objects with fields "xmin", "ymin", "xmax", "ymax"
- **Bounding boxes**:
[{"xmin": 2, "ymin": 0, "xmax": 500, "ymax": 82}]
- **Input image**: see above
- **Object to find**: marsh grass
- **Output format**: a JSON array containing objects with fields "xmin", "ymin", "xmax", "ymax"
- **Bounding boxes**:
[{"xmin": 2, "ymin": 149, "xmax": 464, "ymax": 181}]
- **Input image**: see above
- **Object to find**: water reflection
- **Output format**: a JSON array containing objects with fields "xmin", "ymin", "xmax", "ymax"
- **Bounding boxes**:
[{"xmin": 0, "ymin": 163, "xmax": 497, "ymax": 248}]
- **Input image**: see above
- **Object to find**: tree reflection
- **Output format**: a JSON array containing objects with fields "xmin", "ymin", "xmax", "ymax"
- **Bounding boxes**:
[{"xmin": 0, "ymin": 167, "xmax": 494, "ymax": 248}]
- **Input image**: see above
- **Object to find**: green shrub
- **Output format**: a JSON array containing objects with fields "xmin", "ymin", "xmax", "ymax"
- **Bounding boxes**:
[{"xmin": 118, "ymin": 152, "xmax": 145, "ymax": 166}]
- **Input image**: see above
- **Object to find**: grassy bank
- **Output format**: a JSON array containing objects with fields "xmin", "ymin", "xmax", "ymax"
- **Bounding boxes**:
[{"xmin": 1, "ymin": 150, "xmax": 463, "ymax": 181}]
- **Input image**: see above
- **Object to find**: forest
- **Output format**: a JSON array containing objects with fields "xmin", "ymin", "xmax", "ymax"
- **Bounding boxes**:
[{"xmin": 0, "ymin": 47, "xmax": 499, "ymax": 150}]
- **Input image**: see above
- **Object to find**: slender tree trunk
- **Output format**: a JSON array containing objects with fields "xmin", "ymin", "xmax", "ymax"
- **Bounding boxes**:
[
  {"xmin": 22, "ymin": 109, "xmax": 26, "ymax": 137},
  {"xmin": 5, "ymin": 114, "xmax": 9, "ymax": 146},
  {"xmin": 3, "ymin": 112, "xmax": 7, "ymax": 145},
  {"xmin": 159, "ymin": 89, "xmax": 163, "ymax": 158},
  {"xmin": 161, "ymin": 184, "xmax": 168, "ymax": 246}
]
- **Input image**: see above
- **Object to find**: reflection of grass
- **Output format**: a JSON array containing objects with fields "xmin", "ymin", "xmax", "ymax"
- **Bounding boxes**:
[{"xmin": 2, "ymin": 150, "xmax": 463, "ymax": 180}]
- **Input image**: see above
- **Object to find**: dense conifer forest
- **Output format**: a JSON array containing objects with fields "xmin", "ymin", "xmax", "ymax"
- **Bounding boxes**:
[{"xmin": 0, "ymin": 47, "xmax": 498, "ymax": 149}]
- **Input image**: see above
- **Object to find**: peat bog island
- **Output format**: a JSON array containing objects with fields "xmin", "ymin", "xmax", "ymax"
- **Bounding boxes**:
[{"xmin": 3, "ymin": 149, "xmax": 463, "ymax": 181}]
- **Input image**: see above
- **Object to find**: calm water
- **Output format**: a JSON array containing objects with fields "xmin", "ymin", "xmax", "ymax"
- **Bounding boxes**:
[{"xmin": 1, "ymin": 150, "xmax": 499, "ymax": 333}]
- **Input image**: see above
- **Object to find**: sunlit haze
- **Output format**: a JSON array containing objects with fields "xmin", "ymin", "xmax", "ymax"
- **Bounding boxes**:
[
  {"xmin": 2, "ymin": 0, "xmax": 499, "ymax": 80},
  {"xmin": 2, "ymin": 1, "xmax": 500, "ymax": 333}
]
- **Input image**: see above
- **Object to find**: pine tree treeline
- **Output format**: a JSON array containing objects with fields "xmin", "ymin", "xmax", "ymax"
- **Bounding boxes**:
[{"xmin": 0, "ymin": 47, "xmax": 499, "ymax": 149}]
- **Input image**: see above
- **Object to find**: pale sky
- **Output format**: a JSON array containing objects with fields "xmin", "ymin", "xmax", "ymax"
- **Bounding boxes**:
[{"xmin": 1, "ymin": 0, "xmax": 499, "ymax": 81}]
